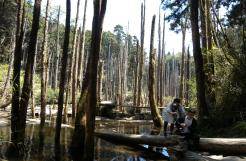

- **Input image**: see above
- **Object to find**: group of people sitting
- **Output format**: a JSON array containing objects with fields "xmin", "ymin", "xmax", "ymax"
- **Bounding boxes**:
[{"xmin": 162, "ymin": 98, "xmax": 199, "ymax": 149}]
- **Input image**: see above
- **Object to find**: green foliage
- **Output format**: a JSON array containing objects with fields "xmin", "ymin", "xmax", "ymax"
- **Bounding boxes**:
[{"xmin": 231, "ymin": 121, "xmax": 246, "ymax": 137}]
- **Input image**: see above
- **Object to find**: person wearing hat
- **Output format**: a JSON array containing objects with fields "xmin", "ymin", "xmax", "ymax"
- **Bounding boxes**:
[{"xmin": 162, "ymin": 98, "xmax": 186, "ymax": 136}]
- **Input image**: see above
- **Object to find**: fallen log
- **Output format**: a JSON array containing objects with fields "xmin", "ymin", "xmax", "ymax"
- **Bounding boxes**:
[
  {"xmin": 95, "ymin": 132, "xmax": 246, "ymax": 155},
  {"xmin": 199, "ymin": 138, "xmax": 246, "ymax": 154},
  {"xmin": 94, "ymin": 131, "xmax": 181, "ymax": 147}
]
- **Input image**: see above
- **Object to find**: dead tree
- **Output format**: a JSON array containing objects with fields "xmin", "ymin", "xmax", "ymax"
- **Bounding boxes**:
[
  {"xmin": 52, "ymin": 6, "xmax": 60, "ymax": 89},
  {"xmin": 70, "ymin": 1, "xmax": 107, "ymax": 160},
  {"xmin": 161, "ymin": 14, "xmax": 166, "ymax": 105},
  {"xmin": 179, "ymin": 17, "xmax": 187, "ymax": 102},
  {"xmin": 148, "ymin": 15, "xmax": 163, "ymax": 128},
  {"xmin": 55, "ymin": 0, "xmax": 71, "ymax": 151},
  {"xmin": 18, "ymin": 0, "xmax": 42, "ymax": 144},
  {"xmin": 137, "ymin": 0, "xmax": 146, "ymax": 107},
  {"xmin": 77, "ymin": 0, "xmax": 88, "ymax": 89},
  {"xmin": 39, "ymin": 0, "xmax": 50, "ymax": 147}
]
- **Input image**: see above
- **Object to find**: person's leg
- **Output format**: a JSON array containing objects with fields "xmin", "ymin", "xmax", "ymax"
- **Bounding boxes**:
[
  {"xmin": 164, "ymin": 121, "xmax": 168, "ymax": 136},
  {"xmin": 170, "ymin": 123, "xmax": 174, "ymax": 135}
]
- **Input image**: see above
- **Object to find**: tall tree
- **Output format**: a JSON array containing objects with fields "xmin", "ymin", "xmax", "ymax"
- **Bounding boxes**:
[
  {"xmin": 19, "ymin": 0, "xmax": 42, "ymax": 141},
  {"xmin": 39, "ymin": 0, "xmax": 50, "ymax": 150},
  {"xmin": 148, "ymin": 15, "xmax": 163, "ymax": 128},
  {"xmin": 137, "ymin": 0, "xmax": 145, "ymax": 107},
  {"xmin": 77, "ymin": 0, "xmax": 88, "ymax": 89},
  {"xmin": 157, "ymin": 8, "xmax": 161, "ymax": 106},
  {"xmin": 185, "ymin": 47, "xmax": 190, "ymax": 106},
  {"xmin": 70, "ymin": 1, "xmax": 107, "ymax": 160},
  {"xmin": 55, "ymin": 0, "xmax": 71, "ymax": 152},
  {"xmin": 70, "ymin": 0, "xmax": 81, "ymax": 119},
  {"xmin": 161, "ymin": 13, "xmax": 166, "ymax": 105},
  {"xmin": 11, "ymin": 0, "xmax": 25, "ymax": 144},
  {"xmin": 52, "ymin": 6, "xmax": 61, "ymax": 89},
  {"xmin": 179, "ymin": 17, "xmax": 187, "ymax": 102},
  {"xmin": 190, "ymin": 0, "xmax": 209, "ymax": 119}
]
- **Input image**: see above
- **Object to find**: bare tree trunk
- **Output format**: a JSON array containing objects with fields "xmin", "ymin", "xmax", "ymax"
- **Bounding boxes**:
[
  {"xmin": 161, "ymin": 14, "xmax": 166, "ymax": 105},
  {"xmin": 31, "ymin": 41, "xmax": 38, "ymax": 119},
  {"xmin": 72, "ymin": 29, "xmax": 80, "ymax": 119},
  {"xmin": 137, "ymin": 0, "xmax": 145, "ymax": 107},
  {"xmin": 133, "ymin": 40, "xmax": 139, "ymax": 106},
  {"xmin": 185, "ymin": 47, "xmax": 190, "ymax": 106},
  {"xmin": 157, "ymin": 9, "xmax": 161, "ymax": 106},
  {"xmin": 39, "ymin": 0, "xmax": 50, "ymax": 151},
  {"xmin": 77, "ymin": 0, "xmax": 88, "ymax": 89},
  {"xmin": 11, "ymin": 0, "xmax": 25, "ymax": 144},
  {"xmin": 179, "ymin": 18, "xmax": 187, "ymax": 103},
  {"xmin": 55, "ymin": 0, "xmax": 70, "ymax": 153},
  {"xmin": 17, "ymin": 0, "xmax": 41, "ymax": 144},
  {"xmin": 52, "ymin": 6, "xmax": 60, "ymax": 89},
  {"xmin": 68, "ymin": 0, "xmax": 80, "ymax": 119},
  {"xmin": 190, "ymin": 0, "xmax": 209, "ymax": 119},
  {"xmin": 97, "ymin": 61, "xmax": 103, "ymax": 103},
  {"xmin": 148, "ymin": 15, "xmax": 163, "ymax": 128},
  {"xmin": 70, "ymin": 1, "xmax": 107, "ymax": 160}
]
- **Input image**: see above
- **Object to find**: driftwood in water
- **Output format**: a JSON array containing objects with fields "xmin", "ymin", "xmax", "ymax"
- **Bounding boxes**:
[
  {"xmin": 199, "ymin": 138, "xmax": 246, "ymax": 154},
  {"xmin": 95, "ymin": 132, "xmax": 246, "ymax": 154},
  {"xmin": 94, "ymin": 132, "xmax": 180, "ymax": 147}
]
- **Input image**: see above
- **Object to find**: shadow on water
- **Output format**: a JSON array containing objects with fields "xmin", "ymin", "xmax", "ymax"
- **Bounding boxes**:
[{"xmin": 0, "ymin": 119, "xmax": 170, "ymax": 161}]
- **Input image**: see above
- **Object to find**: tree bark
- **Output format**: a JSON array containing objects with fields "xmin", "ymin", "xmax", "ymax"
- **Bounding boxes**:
[
  {"xmin": 19, "ymin": 0, "xmax": 42, "ymax": 142},
  {"xmin": 185, "ymin": 47, "xmax": 190, "ymax": 106},
  {"xmin": 70, "ymin": 1, "xmax": 107, "ymax": 160},
  {"xmin": 55, "ymin": 0, "xmax": 70, "ymax": 152},
  {"xmin": 161, "ymin": 14, "xmax": 166, "ymax": 103},
  {"xmin": 179, "ymin": 18, "xmax": 187, "ymax": 103},
  {"xmin": 39, "ymin": 0, "xmax": 50, "ymax": 150},
  {"xmin": 69, "ymin": 0, "xmax": 80, "ymax": 119},
  {"xmin": 133, "ymin": 40, "xmax": 139, "ymax": 106},
  {"xmin": 190, "ymin": 0, "xmax": 209, "ymax": 119},
  {"xmin": 72, "ymin": 29, "xmax": 80, "ymax": 119},
  {"xmin": 77, "ymin": 0, "xmax": 88, "ymax": 90},
  {"xmin": 148, "ymin": 15, "xmax": 163, "ymax": 128},
  {"xmin": 97, "ymin": 61, "xmax": 103, "ymax": 103},
  {"xmin": 95, "ymin": 132, "xmax": 180, "ymax": 147},
  {"xmin": 11, "ymin": 0, "xmax": 25, "ymax": 144},
  {"xmin": 137, "ymin": 1, "xmax": 145, "ymax": 107},
  {"xmin": 52, "ymin": 6, "xmax": 60, "ymax": 89}
]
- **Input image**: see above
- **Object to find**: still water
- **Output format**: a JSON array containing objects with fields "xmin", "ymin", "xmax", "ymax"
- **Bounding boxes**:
[{"xmin": 0, "ymin": 119, "xmax": 169, "ymax": 161}]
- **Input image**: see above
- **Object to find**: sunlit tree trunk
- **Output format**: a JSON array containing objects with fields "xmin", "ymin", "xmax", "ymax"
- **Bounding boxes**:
[
  {"xmin": 133, "ymin": 40, "xmax": 139, "ymax": 106},
  {"xmin": 161, "ymin": 14, "xmax": 166, "ymax": 105},
  {"xmin": 39, "ymin": 0, "xmax": 50, "ymax": 151},
  {"xmin": 77, "ymin": 0, "xmax": 88, "ymax": 90},
  {"xmin": 148, "ymin": 15, "xmax": 163, "ymax": 128},
  {"xmin": 157, "ymin": 9, "xmax": 161, "ymax": 106},
  {"xmin": 70, "ymin": 1, "xmax": 107, "ymax": 160},
  {"xmin": 97, "ymin": 61, "xmax": 103, "ymax": 103},
  {"xmin": 69, "ymin": 0, "xmax": 81, "ymax": 119},
  {"xmin": 137, "ymin": 0, "xmax": 145, "ymax": 107},
  {"xmin": 52, "ymin": 6, "xmax": 60, "ymax": 89},
  {"xmin": 179, "ymin": 17, "xmax": 187, "ymax": 103},
  {"xmin": 18, "ymin": 0, "xmax": 42, "ymax": 143}
]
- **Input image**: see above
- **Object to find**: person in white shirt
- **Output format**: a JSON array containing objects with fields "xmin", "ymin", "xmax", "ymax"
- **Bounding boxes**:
[{"xmin": 162, "ymin": 98, "xmax": 185, "ymax": 136}]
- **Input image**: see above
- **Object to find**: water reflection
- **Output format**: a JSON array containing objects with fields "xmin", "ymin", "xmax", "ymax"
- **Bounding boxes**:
[{"xmin": 0, "ymin": 120, "xmax": 167, "ymax": 161}]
